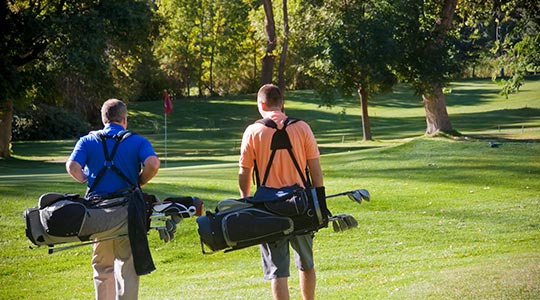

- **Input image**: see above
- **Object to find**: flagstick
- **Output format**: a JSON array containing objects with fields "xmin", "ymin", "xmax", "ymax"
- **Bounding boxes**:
[{"xmin": 164, "ymin": 112, "xmax": 168, "ymax": 168}]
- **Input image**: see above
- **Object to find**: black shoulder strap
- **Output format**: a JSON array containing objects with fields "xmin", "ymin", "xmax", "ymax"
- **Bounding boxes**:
[
  {"xmin": 88, "ymin": 130, "xmax": 138, "ymax": 194},
  {"xmin": 253, "ymin": 117, "xmax": 311, "ymax": 188}
]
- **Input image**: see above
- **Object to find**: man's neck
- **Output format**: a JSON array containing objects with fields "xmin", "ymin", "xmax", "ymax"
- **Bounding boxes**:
[
  {"xmin": 104, "ymin": 122, "xmax": 126, "ymax": 131},
  {"xmin": 261, "ymin": 110, "xmax": 284, "ymax": 118}
]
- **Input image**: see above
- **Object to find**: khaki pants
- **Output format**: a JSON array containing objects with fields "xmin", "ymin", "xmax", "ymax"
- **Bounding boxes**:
[{"xmin": 92, "ymin": 237, "xmax": 139, "ymax": 300}]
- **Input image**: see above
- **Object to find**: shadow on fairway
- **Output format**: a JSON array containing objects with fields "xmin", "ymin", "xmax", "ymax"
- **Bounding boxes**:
[
  {"xmin": 453, "ymin": 107, "xmax": 540, "ymax": 133},
  {"xmin": 319, "ymin": 145, "xmax": 385, "ymax": 155}
]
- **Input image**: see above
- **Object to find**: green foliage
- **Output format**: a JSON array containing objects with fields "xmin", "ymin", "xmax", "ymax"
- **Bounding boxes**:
[
  {"xmin": 2, "ymin": 0, "xmax": 539, "ymax": 152},
  {"xmin": 300, "ymin": 0, "xmax": 399, "ymax": 104},
  {"xmin": 493, "ymin": 27, "xmax": 540, "ymax": 97},
  {"xmin": 390, "ymin": 0, "xmax": 463, "ymax": 95},
  {"xmin": 155, "ymin": 0, "xmax": 255, "ymax": 96},
  {"xmin": 1, "ymin": 0, "xmax": 161, "ymax": 120},
  {"xmin": 456, "ymin": 0, "xmax": 540, "ymax": 96},
  {"xmin": 12, "ymin": 104, "xmax": 89, "ymax": 141}
]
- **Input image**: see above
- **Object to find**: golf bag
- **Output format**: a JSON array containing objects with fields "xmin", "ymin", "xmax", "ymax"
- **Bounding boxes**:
[
  {"xmin": 24, "ymin": 192, "xmax": 202, "ymax": 248},
  {"xmin": 196, "ymin": 205, "xmax": 294, "ymax": 253},
  {"xmin": 196, "ymin": 186, "xmax": 328, "ymax": 253},
  {"xmin": 196, "ymin": 117, "xmax": 331, "ymax": 253},
  {"xmin": 25, "ymin": 192, "xmax": 133, "ymax": 247}
]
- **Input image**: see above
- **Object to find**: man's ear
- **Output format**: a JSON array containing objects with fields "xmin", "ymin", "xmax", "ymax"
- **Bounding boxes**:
[{"xmin": 258, "ymin": 101, "xmax": 268, "ymax": 113}]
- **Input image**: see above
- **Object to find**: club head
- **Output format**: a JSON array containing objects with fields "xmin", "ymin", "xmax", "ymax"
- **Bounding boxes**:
[
  {"xmin": 358, "ymin": 189, "xmax": 370, "ymax": 201},
  {"xmin": 330, "ymin": 214, "xmax": 359, "ymax": 232},
  {"xmin": 347, "ymin": 189, "xmax": 370, "ymax": 203}
]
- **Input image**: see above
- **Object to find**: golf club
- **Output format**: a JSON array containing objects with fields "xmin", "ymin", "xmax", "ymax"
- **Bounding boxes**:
[
  {"xmin": 326, "ymin": 189, "xmax": 370, "ymax": 204},
  {"xmin": 329, "ymin": 213, "xmax": 359, "ymax": 232}
]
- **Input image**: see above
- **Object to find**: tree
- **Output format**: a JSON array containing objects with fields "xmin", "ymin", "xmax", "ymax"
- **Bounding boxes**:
[
  {"xmin": 261, "ymin": 0, "xmax": 277, "ymax": 85},
  {"xmin": 422, "ymin": 0, "xmax": 458, "ymax": 135},
  {"xmin": 0, "ymin": 0, "xmax": 47, "ymax": 157},
  {"xmin": 302, "ymin": 0, "xmax": 398, "ymax": 141},
  {"xmin": 391, "ymin": 0, "xmax": 459, "ymax": 136},
  {"xmin": 251, "ymin": 0, "xmax": 298, "ymax": 92},
  {"xmin": 396, "ymin": 0, "xmax": 539, "ymax": 135},
  {"xmin": 156, "ymin": 0, "xmax": 253, "ymax": 96},
  {"xmin": 459, "ymin": 0, "xmax": 540, "ymax": 96},
  {"xmin": 207, "ymin": 0, "xmax": 255, "ymax": 94},
  {"xmin": 0, "ymin": 0, "xmax": 157, "ymax": 158},
  {"xmin": 277, "ymin": 0, "xmax": 290, "ymax": 93}
]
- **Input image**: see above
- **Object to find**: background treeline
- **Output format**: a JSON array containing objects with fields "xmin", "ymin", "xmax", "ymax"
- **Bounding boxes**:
[{"xmin": 1, "ymin": 0, "xmax": 539, "ymax": 143}]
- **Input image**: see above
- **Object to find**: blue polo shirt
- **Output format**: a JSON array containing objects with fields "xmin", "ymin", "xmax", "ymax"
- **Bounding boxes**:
[{"xmin": 68, "ymin": 123, "xmax": 157, "ymax": 197}]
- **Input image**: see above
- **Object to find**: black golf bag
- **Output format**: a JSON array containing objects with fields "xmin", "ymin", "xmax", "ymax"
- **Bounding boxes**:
[{"xmin": 196, "ymin": 185, "xmax": 328, "ymax": 253}]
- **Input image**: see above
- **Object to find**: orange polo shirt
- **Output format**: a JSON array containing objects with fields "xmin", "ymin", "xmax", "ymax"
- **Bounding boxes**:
[{"xmin": 239, "ymin": 111, "xmax": 320, "ymax": 189}]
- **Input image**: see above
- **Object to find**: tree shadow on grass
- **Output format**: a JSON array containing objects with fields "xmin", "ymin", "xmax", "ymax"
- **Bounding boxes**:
[
  {"xmin": 0, "ymin": 156, "xmax": 67, "ymax": 176},
  {"xmin": 345, "ymin": 139, "xmax": 540, "ymax": 189},
  {"xmin": 366, "ymin": 107, "xmax": 539, "ymax": 141},
  {"xmin": 452, "ymin": 107, "xmax": 540, "ymax": 134},
  {"xmin": 464, "ymin": 135, "xmax": 540, "ymax": 143},
  {"xmin": 319, "ymin": 145, "xmax": 385, "ymax": 155},
  {"xmin": 286, "ymin": 80, "xmax": 506, "ymax": 110},
  {"xmin": 371, "ymin": 82, "xmax": 500, "ymax": 109},
  {"xmin": 10, "ymin": 140, "xmax": 74, "ymax": 158},
  {"xmin": 444, "ymin": 80, "xmax": 503, "ymax": 107}
]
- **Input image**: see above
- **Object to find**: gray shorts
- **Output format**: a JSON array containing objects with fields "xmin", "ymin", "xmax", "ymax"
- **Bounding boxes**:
[{"xmin": 260, "ymin": 233, "xmax": 314, "ymax": 280}]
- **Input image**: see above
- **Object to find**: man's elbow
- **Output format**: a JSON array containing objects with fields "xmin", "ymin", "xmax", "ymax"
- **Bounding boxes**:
[
  {"xmin": 144, "ymin": 156, "xmax": 160, "ymax": 174},
  {"xmin": 66, "ymin": 160, "xmax": 75, "ymax": 172},
  {"xmin": 145, "ymin": 155, "xmax": 160, "ymax": 168},
  {"xmin": 238, "ymin": 166, "xmax": 251, "ymax": 176},
  {"xmin": 66, "ymin": 160, "xmax": 87, "ymax": 183}
]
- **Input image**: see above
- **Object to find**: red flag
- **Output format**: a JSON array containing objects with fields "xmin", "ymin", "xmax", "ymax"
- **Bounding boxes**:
[{"xmin": 164, "ymin": 90, "xmax": 173, "ymax": 114}]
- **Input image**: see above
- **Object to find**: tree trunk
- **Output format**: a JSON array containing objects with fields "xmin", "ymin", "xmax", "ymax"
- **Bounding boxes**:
[
  {"xmin": 278, "ymin": 0, "xmax": 289, "ymax": 94},
  {"xmin": 198, "ymin": 64, "xmax": 203, "ymax": 97},
  {"xmin": 261, "ymin": 0, "xmax": 277, "ymax": 85},
  {"xmin": 357, "ymin": 85, "xmax": 373, "ymax": 141},
  {"xmin": 209, "ymin": 44, "xmax": 215, "ymax": 95},
  {"xmin": 421, "ymin": 0, "xmax": 457, "ymax": 136},
  {"xmin": 0, "ymin": 100, "xmax": 13, "ymax": 158},
  {"xmin": 253, "ymin": 33, "xmax": 258, "ymax": 88},
  {"xmin": 422, "ymin": 83, "xmax": 453, "ymax": 135}
]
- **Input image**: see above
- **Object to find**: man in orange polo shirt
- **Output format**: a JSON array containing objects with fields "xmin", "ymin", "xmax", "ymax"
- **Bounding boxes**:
[{"xmin": 239, "ymin": 84, "xmax": 324, "ymax": 300}]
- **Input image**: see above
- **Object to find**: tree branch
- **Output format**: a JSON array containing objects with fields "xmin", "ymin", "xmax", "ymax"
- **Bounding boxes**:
[{"xmin": 13, "ymin": 40, "xmax": 48, "ymax": 67}]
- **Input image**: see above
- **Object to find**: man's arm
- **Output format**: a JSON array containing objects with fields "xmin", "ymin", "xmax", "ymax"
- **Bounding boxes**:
[
  {"xmin": 139, "ymin": 155, "xmax": 160, "ymax": 186},
  {"xmin": 66, "ymin": 160, "xmax": 88, "ymax": 183},
  {"xmin": 307, "ymin": 158, "xmax": 324, "ymax": 187},
  {"xmin": 238, "ymin": 166, "xmax": 253, "ymax": 198}
]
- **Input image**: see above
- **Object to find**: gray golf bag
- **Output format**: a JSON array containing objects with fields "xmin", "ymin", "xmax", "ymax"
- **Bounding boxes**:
[
  {"xmin": 24, "ymin": 192, "xmax": 130, "ymax": 247},
  {"xmin": 24, "ymin": 192, "xmax": 203, "ymax": 251}
]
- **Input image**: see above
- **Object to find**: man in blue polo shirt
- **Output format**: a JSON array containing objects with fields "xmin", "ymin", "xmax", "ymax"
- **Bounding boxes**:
[{"xmin": 66, "ymin": 98, "xmax": 160, "ymax": 300}]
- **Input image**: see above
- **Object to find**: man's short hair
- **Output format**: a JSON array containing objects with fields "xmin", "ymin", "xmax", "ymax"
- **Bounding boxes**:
[
  {"xmin": 101, "ymin": 99, "xmax": 127, "ymax": 124},
  {"xmin": 257, "ymin": 84, "xmax": 283, "ymax": 109}
]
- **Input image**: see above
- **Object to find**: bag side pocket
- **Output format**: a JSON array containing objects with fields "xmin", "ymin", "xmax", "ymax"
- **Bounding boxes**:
[{"xmin": 40, "ymin": 200, "xmax": 87, "ymax": 237}]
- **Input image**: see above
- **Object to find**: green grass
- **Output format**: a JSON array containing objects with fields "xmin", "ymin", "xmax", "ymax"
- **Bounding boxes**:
[{"xmin": 0, "ymin": 78, "xmax": 539, "ymax": 299}]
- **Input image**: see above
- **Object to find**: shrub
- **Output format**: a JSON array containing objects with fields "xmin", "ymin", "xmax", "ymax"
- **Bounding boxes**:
[{"xmin": 12, "ymin": 104, "xmax": 90, "ymax": 141}]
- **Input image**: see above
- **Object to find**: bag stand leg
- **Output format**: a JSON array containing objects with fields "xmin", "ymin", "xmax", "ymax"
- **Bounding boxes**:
[{"xmin": 47, "ymin": 234, "xmax": 128, "ymax": 254}]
